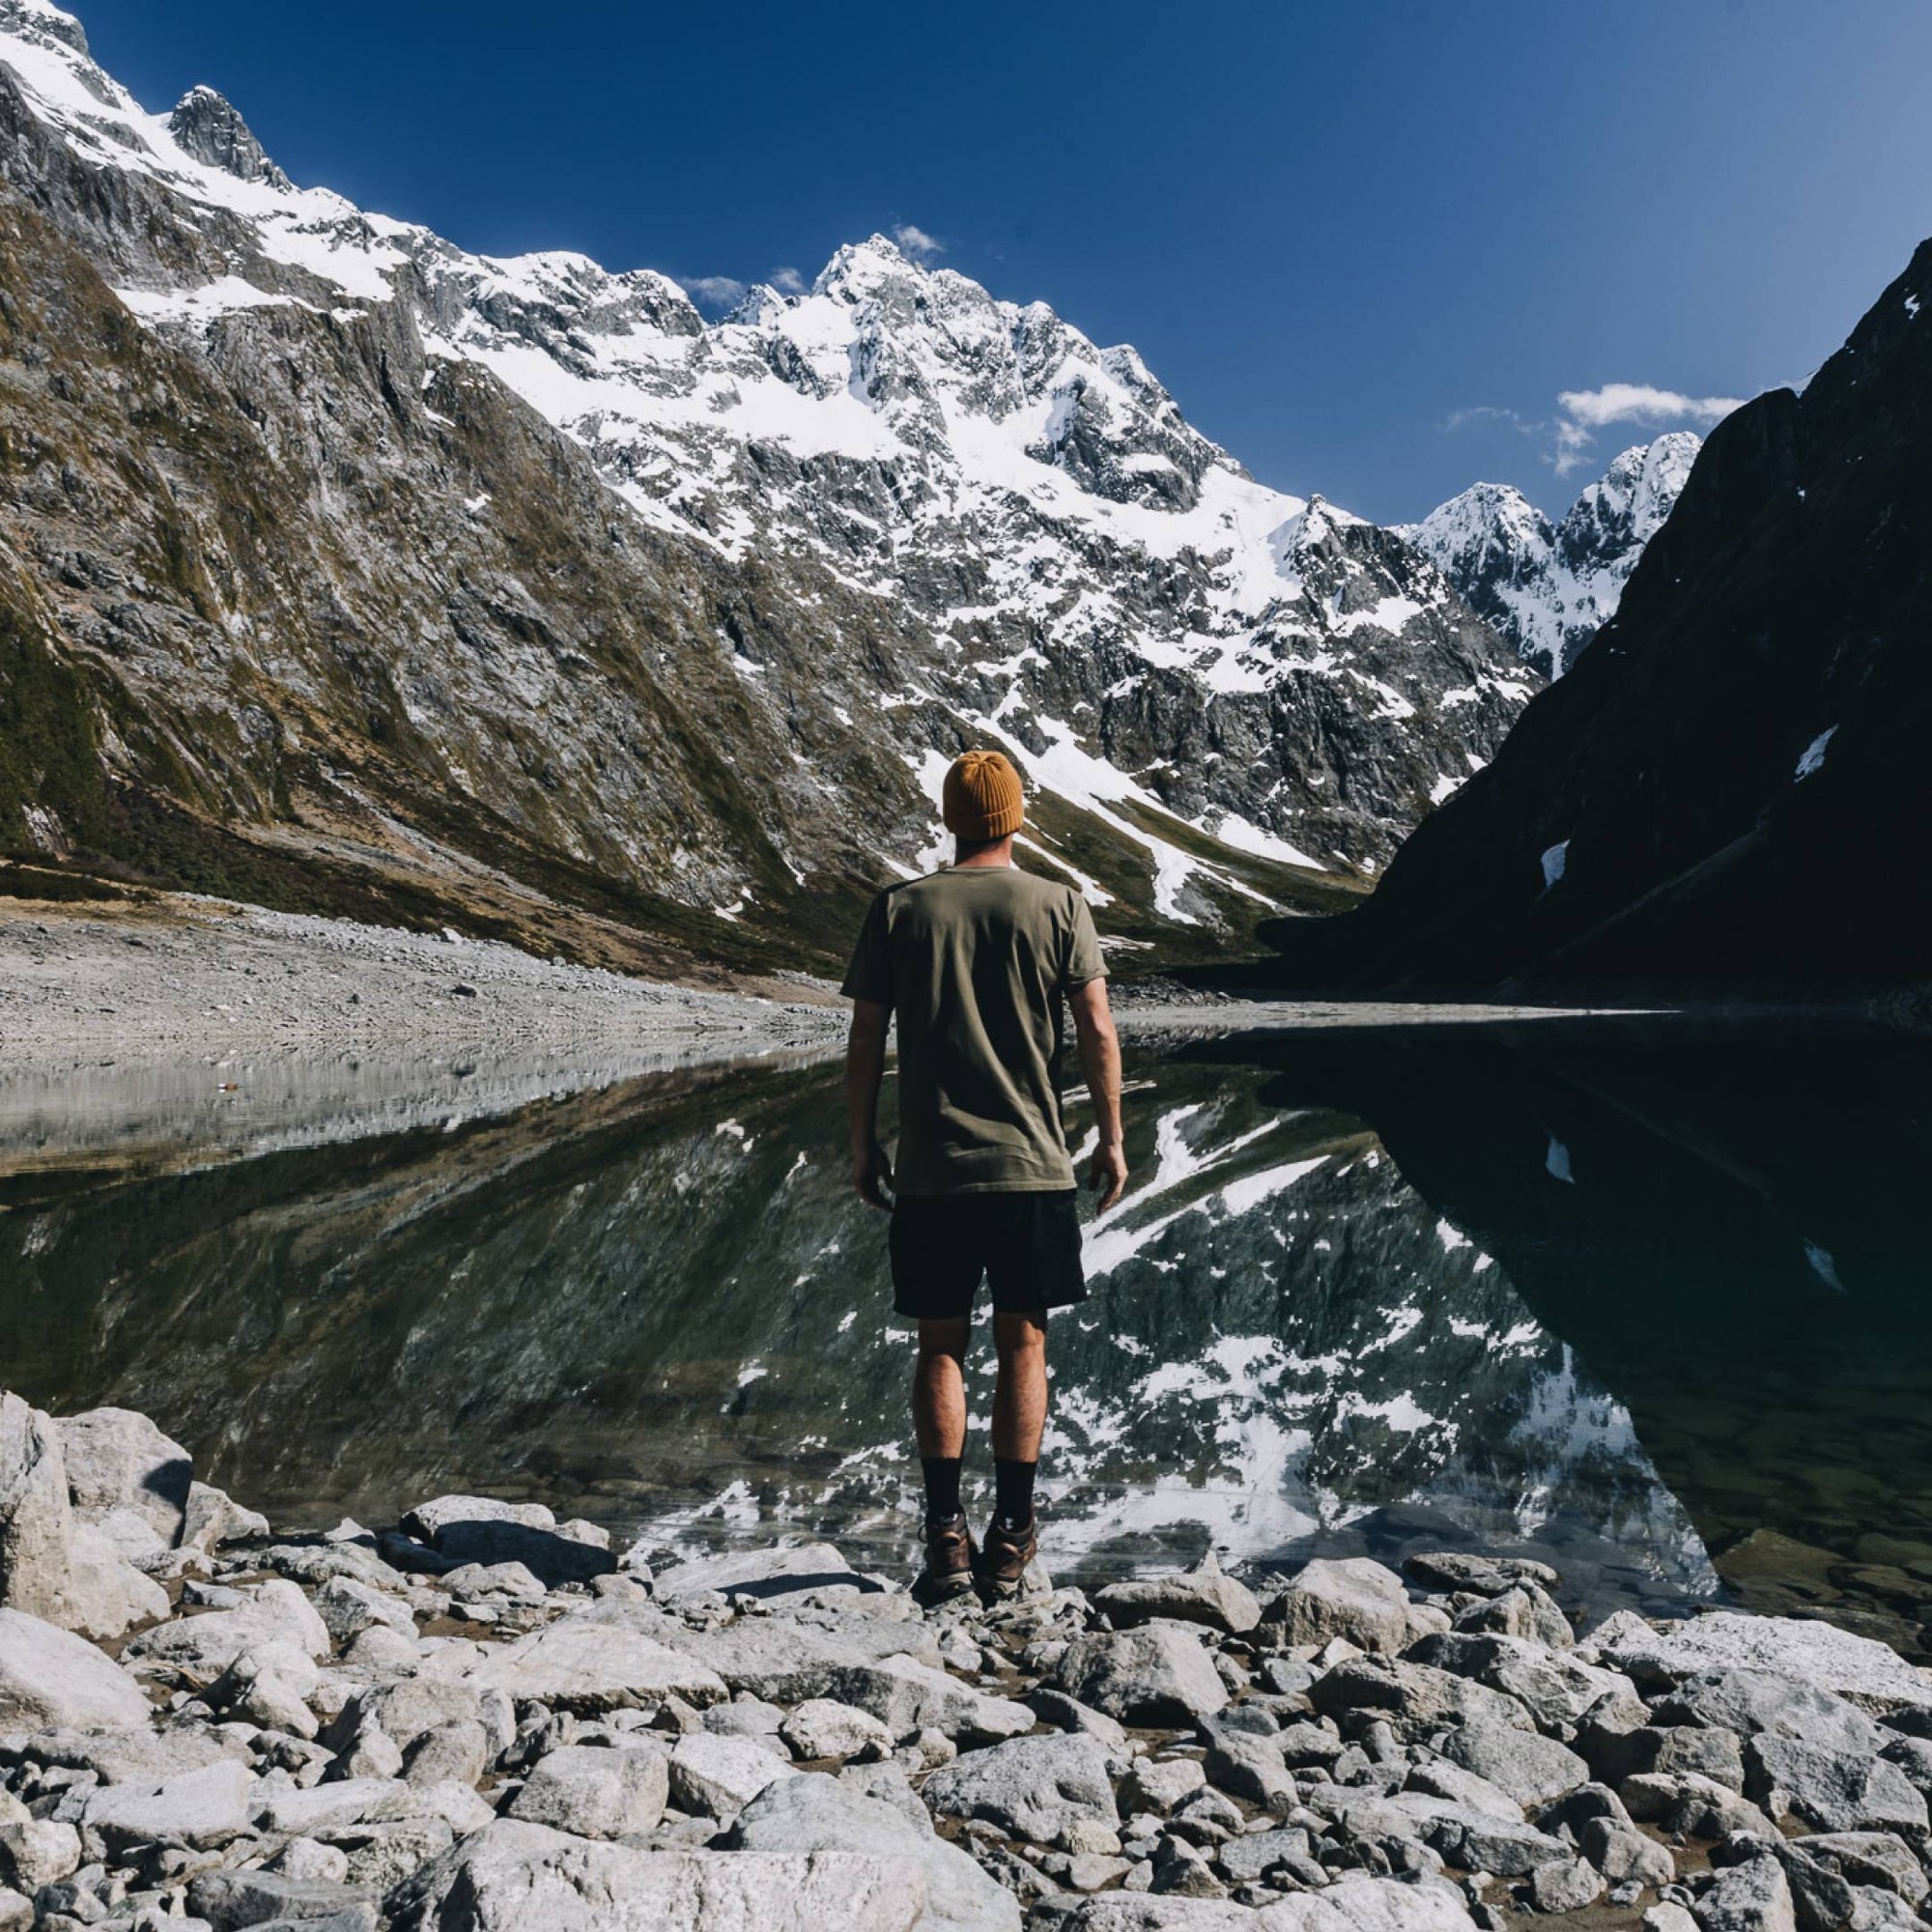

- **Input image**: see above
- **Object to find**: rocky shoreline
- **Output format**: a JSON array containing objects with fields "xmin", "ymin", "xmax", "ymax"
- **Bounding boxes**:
[{"xmin": 6, "ymin": 1394, "xmax": 1932, "ymax": 1932}]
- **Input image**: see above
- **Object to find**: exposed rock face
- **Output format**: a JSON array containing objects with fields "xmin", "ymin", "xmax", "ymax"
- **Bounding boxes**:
[
  {"xmin": 1283, "ymin": 237, "xmax": 1932, "ymax": 993},
  {"xmin": 0, "ymin": 2, "xmax": 1536, "ymax": 977},
  {"xmin": 1401, "ymin": 437, "xmax": 1700, "ymax": 676}
]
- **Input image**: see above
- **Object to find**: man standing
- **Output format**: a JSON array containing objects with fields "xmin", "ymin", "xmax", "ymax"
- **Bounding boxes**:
[{"xmin": 843, "ymin": 749, "xmax": 1127, "ymax": 1601}]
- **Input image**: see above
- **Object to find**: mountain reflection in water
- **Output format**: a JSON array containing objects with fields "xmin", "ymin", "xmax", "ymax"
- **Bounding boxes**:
[{"xmin": 5, "ymin": 1019, "xmax": 1921, "ymax": 1639}]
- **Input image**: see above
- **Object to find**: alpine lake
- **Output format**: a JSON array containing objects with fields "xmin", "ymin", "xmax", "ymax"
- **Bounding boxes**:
[{"xmin": 4, "ymin": 1012, "xmax": 1929, "ymax": 1659}]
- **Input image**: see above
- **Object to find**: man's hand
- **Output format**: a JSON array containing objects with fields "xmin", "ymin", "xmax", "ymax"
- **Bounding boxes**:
[
  {"xmin": 853, "ymin": 1140, "xmax": 895, "ymax": 1211},
  {"xmin": 1089, "ymin": 1137, "xmax": 1127, "ymax": 1212}
]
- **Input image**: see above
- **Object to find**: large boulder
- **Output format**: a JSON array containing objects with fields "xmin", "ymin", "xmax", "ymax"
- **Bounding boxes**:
[
  {"xmin": 186, "ymin": 1869, "xmax": 377, "ymax": 1930},
  {"xmin": 1308, "ymin": 1655, "xmax": 1532, "ymax": 1742},
  {"xmin": 1055, "ymin": 1624, "xmax": 1229, "ymax": 1726},
  {"xmin": 0, "ymin": 1394, "xmax": 76, "ymax": 1623},
  {"xmin": 1743, "ymin": 1735, "xmax": 1928, "ymax": 1834},
  {"xmin": 923, "ymin": 1731, "xmax": 1119, "ymax": 1843},
  {"xmin": 1406, "ymin": 1632, "xmax": 1639, "ymax": 1738},
  {"xmin": 1693, "ymin": 1853, "xmax": 1797, "ymax": 1932},
  {"xmin": 728, "ymin": 1772, "xmax": 1021, "ymax": 1932},
  {"xmin": 384, "ymin": 1818, "xmax": 924, "ymax": 1930},
  {"xmin": 55, "ymin": 1408, "xmax": 192, "ymax": 1547},
  {"xmin": 0, "ymin": 1607, "xmax": 152, "ymax": 1730},
  {"xmin": 1590, "ymin": 1613, "xmax": 1932, "ymax": 1717},
  {"xmin": 667, "ymin": 1733, "xmax": 797, "ymax": 1818},
  {"xmin": 124, "ymin": 1577, "xmax": 328, "ymax": 1672},
  {"xmin": 506, "ymin": 1742, "xmax": 668, "ymax": 1839},
  {"xmin": 1048, "ymin": 1872, "xmax": 1477, "ymax": 1928},
  {"xmin": 1093, "ymin": 1553, "xmax": 1262, "ymax": 1635},
  {"xmin": 78, "ymin": 1758, "xmax": 259, "ymax": 1855},
  {"xmin": 24, "ymin": 1723, "xmax": 243, "ymax": 1786},
  {"xmin": 399, "ymin": 1496, "xmax": 612, "ymax": 1585},
  {"xmin": 1262, "ymin": 1558, "xmax": 1443, "ymax": 1655},
  {"xmin": 1435, "ymin": 1718, "xmax": 1587, "ymax": 1805},
  {"xmin": 1650, "ymin": 1669, "xmax": 1878, "ymax": 1755},
  {"xmin": 652, "ymin": 1543, "xmax": 883, "ymax": 1609},
  {"xmin": 467, "ymin": 1616, "xmax": 727, "ymax": 1714}
]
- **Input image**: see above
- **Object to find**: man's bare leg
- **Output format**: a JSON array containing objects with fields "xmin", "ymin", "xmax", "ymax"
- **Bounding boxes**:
[
  {"xmin": 984, "ymin": 1309, "xmax": 1047, "ymax": 1587},
  {"xmin": 911, "ymin": 1317, "xmax": 974, "ymax": 1599}
]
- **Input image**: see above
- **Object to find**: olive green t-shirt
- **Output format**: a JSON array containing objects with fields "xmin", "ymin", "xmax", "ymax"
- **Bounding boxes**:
[{"xmin": 841, "ymin": 866, "xmax": 1107, "ymax": 1196}]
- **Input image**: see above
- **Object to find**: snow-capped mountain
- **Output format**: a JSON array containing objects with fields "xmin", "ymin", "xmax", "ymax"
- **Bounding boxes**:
[
  {"xmin": 0, "ymin": 0, "xmax": 1537, "ymax": 972},
  {"xmin": 1401, "ymin": 435, "xmax": 1701, "ymax": 676}
]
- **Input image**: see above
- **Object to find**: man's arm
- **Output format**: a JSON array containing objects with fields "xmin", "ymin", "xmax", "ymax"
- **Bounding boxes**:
[
  {"xmin": 846, "ymin": 997, "xmax": 895, "ymax": 1210},
  {"xmin": 1069, "ymin": 978, "xmax": 1126, "ymax": 1210}
]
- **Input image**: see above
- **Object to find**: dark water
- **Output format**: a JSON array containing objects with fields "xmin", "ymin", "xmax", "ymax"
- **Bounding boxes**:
[{"xmin": 3, "ymin": 1019, "xmax": 1928, "ymax": 1650}]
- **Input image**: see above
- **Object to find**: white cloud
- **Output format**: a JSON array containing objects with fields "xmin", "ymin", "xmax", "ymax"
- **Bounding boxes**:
[
  {"xmin": 681, "ymin": 273, "xmax": 748, "ymax": 307},
  {"xmin": 891, "ymin": 223, "xmax": 944, "ymax": 261},
  {"xmin": 1551, "ymin": 382, "xmax": 1745, "ymax": 474},
  {"xmin": 770, "ymin": 265, "xmax": 807, "ymax": 295}
]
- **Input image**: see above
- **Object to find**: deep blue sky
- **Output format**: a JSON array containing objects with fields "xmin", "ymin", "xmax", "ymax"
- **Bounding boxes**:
[{"xmin": 67, "ymin": 0, "xmax": 1932, "ymax": 523}]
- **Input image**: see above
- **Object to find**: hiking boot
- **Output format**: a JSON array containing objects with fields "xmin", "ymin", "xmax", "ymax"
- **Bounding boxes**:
[
  {"xmin": 914, "ymin": 1511, "xmax": 976, "ymax": 1604},
  {"xmin": 974, "ymin": 1512, "xmax": 1038, "ymax": 1598}
]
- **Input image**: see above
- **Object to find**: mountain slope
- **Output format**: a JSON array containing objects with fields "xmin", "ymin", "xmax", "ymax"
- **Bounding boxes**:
[
  {"xmin": 1274, "ymin": 239, "xmax": 1932, "ymax": 993},
  {"xmin": 0, "ymin": 0, "xmax": 1536, "ymax": 975},
  {"xmin": 1401, "ymin": 435, "xmax": 1699, "ymax": 675}
]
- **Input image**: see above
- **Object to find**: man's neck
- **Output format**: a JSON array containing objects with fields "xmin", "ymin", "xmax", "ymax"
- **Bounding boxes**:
[{"xmin": 952, "ymin": 835, "xmax": 1016, "ymax": 869}]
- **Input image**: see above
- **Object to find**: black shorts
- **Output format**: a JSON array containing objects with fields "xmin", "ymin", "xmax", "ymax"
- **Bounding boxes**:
[{"xmin": 889, "ymin": 1190, "xmax": 1089, "ymax": 1320}]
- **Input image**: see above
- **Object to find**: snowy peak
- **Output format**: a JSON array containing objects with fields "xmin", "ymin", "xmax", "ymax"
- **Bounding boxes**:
[
  {"xmin": 167, "ymin": 85, "xmax": 290, "ymax": 190},
  {"xmin": 0, "ymin": 0, "xmax": 87, "ymax": 58},
  {"xmin": 1401, "ymin": 437, "xmax": 1701, "ymax": 676}
]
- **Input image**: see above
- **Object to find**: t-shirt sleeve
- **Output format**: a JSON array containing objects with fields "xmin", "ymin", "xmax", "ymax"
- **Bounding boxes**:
[
  {"xmin": 1065, "ymin": 894, "xmax": 1107, "ymax": 988},
  {"xmin": 839, "ymin": 892, "xmax": 894, "ymax": 1005}
]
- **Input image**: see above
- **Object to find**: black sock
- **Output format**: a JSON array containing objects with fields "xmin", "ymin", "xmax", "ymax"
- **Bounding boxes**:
[
  {"xmin": 994, "ymin": 1458, "xmax": 1037, "ymax": 1529},
  {"xmin": 922, "ymin": 1456, "xmax": 962, "ymax": 1522}
]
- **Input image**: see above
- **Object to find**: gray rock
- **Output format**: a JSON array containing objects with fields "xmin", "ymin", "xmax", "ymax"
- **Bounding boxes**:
[
  {"xmin": 401, "ymin": 1719, "xmax": 489, "ymax": 1790},
  {"xmin": 1592, "ymin": 1725, "xmax": 1747, "ymax": 1792},
  {"xmin": 1789, "ymin": 1833, "xmax": 1928, "ymax": 1905},
  {"xmin": 668, "ymin": 1731, "xmax": 798, "ymax": 1817},
  {"xmin": 0, "ymin": 1607, "xmax": 152, "ymax": 1730},
  {"xmin": 391, "ymin": 1822, "xmax": 927, "ymax": 1931},
  {"xmin": 312, "ymin": 1577, "xmax": 415, "ymax": 1646},
  {"xmin": 1436, "ymin": 1719, "xmax": 1586, "ymax": 1806},
  {"xmin": 1216, "ymin": 1828, "xmax": 1310, "ymax": 1887},
  {"xmin": 1123, "ymin": 1759, "xmax": 1208, "ymax": 1816},
  {"xmin": 1027, "ymin": 1690, "xmax": 1130, "ymax": 1752},
  {"xmin": 1743, "ymin": 1735, "xmax": 1928, "ymax": 1833},
  {"xmin": 124, "ymin": 1578, "xmax": 328, "ymax": 1671},
  {"xmin": 1651, "ymin": 1670, "xmax": 1877, "ymax": 1755},
  {"xmin": 327, "ymin": 1677, "xmax": 482, "ymax": 1759},
  {"xmin": 1694, "ymin": 1856, "xmax": 1796, "ymax": 1932},
  {"xmin": 438, "ymin": 1561, "xmax": 545, "ymax": 1602},
  {"xmin": 1310, "ymin": 1657, "xmax": 1532, "ymax": 1744},
  {"xmin": 400, "ymin": 1495, "xmax": 555, "ymax": 1543},
  {"xmin": 924, "ymin": 1732, "xmax": 1119, "ymax": 1844},
  {"xmin": 0, "ymin": 1817, "xmax": 81, "ymax": 1891},
  {"xmin": 1578, "ymin": 1819, "xmax": 1675, "ymax": 1888},
  {"xmin": 1402, "ymin": 1553, "xmax": 1560, "ymax": 1599},
  {"xmin": 1432, "ymin": 1814, "xmax": 1576, "ymax": 1878},
  {"xmin": 1262, "ymin": 1559, "xmax": 1438, "ymax": 1656},
  {"xmin": 1404, "ymin": 1761, "xmax": 1523, "ymax": 1822},
  {"xmin": 729, "ymin": 1772, "xmax": 1020, "ymax": 1931},
  {"xmin": 0, "ymin": 1393, "xmax": 78, "ymax": 1625},
  {"xmin": 705, "ymin": 1696, "xmax": 788, "ymax": 1739},
  {"xmin": 1043, "ymin": 1873, "xmax": 1480, "ymax": 1927},
  {"xmin": 506, "ymin": 1741, "xmax": 668, "ymax": 1838},
  {"xmin": 78, "ymin": 1757, "xmax": 258, "ymax": 1853},
  {"xmin": 55, "ymin": 1407, "xmax": 192, "ymax": 1547},
  {"xmin": 781, "ymin": 1697, "xmax": 893, "ymax": 1762},
  {"xmin": 652, "ymin": 1543, "xmax": 883, "ymax": 1608},
  {"xmin": 1620, "ymin": 1772, "xmax": 1777, "ymax": 1841},
  {"xmin": 1275, "ymin": 1720, "xmax": 1351, "ymax": 1770},
  {"xmin": 1056, "ymin": 1626, "xmax": 1229, "ymax": 1726},
  {"xmin": 1594, "ymin": 1614, "xmax": 1932, "ymax": 1718},
  {"xmin": 1528, "ymin": 1858, "xmax": 1605, "ymax": 1913},
  {"xmin": 1531, "ymin": 1781, "xmax": 1631, "ymax": 1834},
  {"xmin": 24, "ymin": 1722, "xmax": 243, "ymax": 1785},
  {"xmin": 1405, "ymin": 1633, "xmax": 1638, "ymax": 1739},
  {"xmin": 1647, "ymin": 1908, "xmax": 1701, "ymax": 1932},
  {"xmin": 322, "ymin": 1814, "xmax": 456, "ymax": 1891},
  {"xmin": 184, "ymin": 1481, "xmax": 269, "ymax": 1554},
  {"xmin": 0, "ymin": 1889, "xmax": 28, "ymax": 1932},
  {"xmin": 1453, "ymin": 1583, "xmax": 1572, "ymax": 1651},
  {"xmin": 253, "ymin": 1776, "xmax": 418, "ymax": 1838},
  {"xmin": 268, "ymin": 1839, "xmax": 355, "ymax": 1884},
  {"xmin": 1094, "ymin": 1555, "xmax": 1263, "ymax": 1637},
  {"xmin": 468, "ymin": 1614, "xmax": 726, "ymax": 1714},
  {"xmin": 187, "ymin": 1870, "xmax": 376, "ymax": 1930},
  {"xmin": 1877, "ymin": 1733, "xmax": 1932, "ymax": 1799},
  {"xmin": 1202, "ymin": 1730, "xmax": 1294, "ymax": 1812}
]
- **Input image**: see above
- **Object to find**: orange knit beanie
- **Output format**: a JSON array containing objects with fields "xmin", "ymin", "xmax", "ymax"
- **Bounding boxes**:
[{"xmin": 942, "ymin": 749, "xmax": 1024, "ymax": 841}]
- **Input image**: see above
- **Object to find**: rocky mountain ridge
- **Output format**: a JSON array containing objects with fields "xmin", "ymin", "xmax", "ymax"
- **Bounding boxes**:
[
  {"xmin": 0, "ymin": 0, "xmax": 1535, "ymax": 977},
  {"xmin": 1399, "ymin": 435, "xmax": 1700, "ymax": 676},
  {"xmin": 1272, "ymin": 235, "xmax": 1932, "ymax": 993}
]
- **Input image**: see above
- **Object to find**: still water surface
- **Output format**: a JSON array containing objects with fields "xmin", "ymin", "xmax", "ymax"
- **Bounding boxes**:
[{"xmin": 3, "ymin": 1019, "xmax": 1928, "ymax": 1651}]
